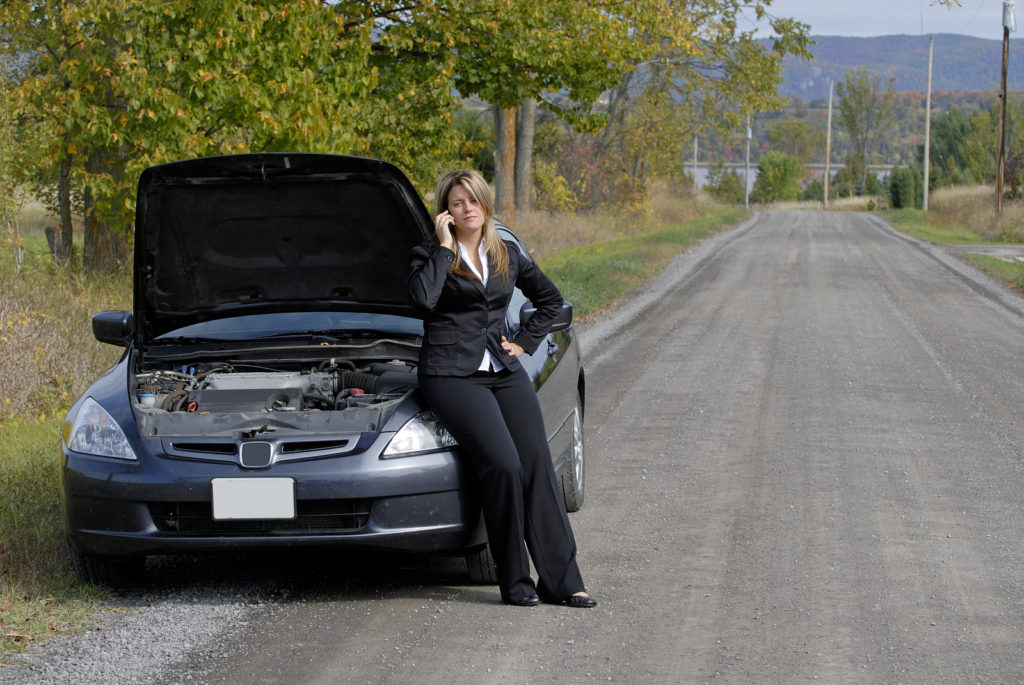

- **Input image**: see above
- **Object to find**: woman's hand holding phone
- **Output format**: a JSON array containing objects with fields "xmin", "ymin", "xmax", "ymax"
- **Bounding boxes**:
[{"xmin": 434, "ymin": 211, "xmax": 456, "ymax": 250}]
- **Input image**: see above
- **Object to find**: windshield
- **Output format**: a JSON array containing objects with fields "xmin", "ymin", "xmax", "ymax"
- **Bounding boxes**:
[{"xmin": 154, "ymin": 312, "xmax": 424, "ymax": 342}]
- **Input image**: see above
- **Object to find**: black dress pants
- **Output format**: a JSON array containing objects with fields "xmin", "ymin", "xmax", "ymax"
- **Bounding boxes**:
[{"xmin": 419, "ymin": 367, "xmax": 585, "ymax": 603}]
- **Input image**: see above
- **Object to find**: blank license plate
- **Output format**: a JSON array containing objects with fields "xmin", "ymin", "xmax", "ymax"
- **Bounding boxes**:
[{"xmin": 211, "ymin": 478, "xmax": 295, "ymax": 520}]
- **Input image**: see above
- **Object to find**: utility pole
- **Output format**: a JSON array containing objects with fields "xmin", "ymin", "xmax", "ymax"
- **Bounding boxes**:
[
  {"xmin": 744, "ymin": 114, "xmax": 752, "ymax": 209},
  {"xmin": 924, "ymin": 35, "xmax": 933, "ymax": 211},
  {"xmin": 825, "ymin": 81, "xmax": 833, "ymax": 207},
  {"xmin": 997, "ymin": 1, "xmax": 1016, "ymax": 216},
  {"xmin": 693, "ymin": 136, "xmax": 698, "ymax": 191}
]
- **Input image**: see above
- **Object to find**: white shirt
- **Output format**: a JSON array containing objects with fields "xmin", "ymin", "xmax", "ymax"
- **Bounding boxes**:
[{"xmin": 458, "ymin": 240, "xmax": 506, "ymax": 373}]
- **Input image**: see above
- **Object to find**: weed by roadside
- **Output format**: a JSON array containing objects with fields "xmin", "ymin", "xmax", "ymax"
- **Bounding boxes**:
[
  {"xmin": 882, "ymin": 208, "xmax": 996, "ymax": 245},
  {"xmin": 0, "ymin": 416, "xmax": 108, "ymax": 663},
  {"xmin": 539, "ymin": 208, "xmax": 746, "ymax": 319},
  {"xmin": 962, "ymin": 254, "xmax": 1024, "ymax": 294},
  {"xmin": 924, "ymin": 186, "xmax": 1024, "ymax": 242},
  {"xmin": 0, "ymin": 247, "xmax": 128, "ymax": 423}
]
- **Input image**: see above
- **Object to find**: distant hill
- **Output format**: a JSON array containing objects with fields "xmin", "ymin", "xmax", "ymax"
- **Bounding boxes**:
[{"xmin": 778, "ymin": 34, "xmax": 1024, "ymax": 99}]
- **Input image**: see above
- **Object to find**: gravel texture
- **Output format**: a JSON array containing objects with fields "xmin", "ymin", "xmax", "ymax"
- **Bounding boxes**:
[{"xmin": 0, "ymin": 582, "xmax": 262, "ymax": 684}]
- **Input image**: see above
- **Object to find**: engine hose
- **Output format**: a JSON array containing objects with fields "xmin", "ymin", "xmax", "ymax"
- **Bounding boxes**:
[
  {"xmin": 341, "ymin": 371, "xmax": 377, "ymax": 393},
  {"xmin": 163, "ymin": 390, "xmax": 188, "ymax": 412},
  {"xmin": 302, "ymin": 393, "xmax": 333, "ymax": 411}
]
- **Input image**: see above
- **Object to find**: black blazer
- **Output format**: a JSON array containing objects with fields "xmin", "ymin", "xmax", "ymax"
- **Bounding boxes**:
[{"xmin": 407, "ymin": 240, "xmax": 563, "ymax": 376}]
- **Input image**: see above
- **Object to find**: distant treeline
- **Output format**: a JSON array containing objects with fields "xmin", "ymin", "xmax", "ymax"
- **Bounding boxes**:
[
  {"xmin": 699, "ymin": 90, "xmax": 1012, "ymax": 170},
  {"xmin": 773, "ymin": 33, "xmax": 1024, "ymax": 100}
]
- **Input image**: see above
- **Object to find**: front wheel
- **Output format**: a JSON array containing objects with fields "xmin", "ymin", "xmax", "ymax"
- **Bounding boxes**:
[
  {"xmin": 69, "ymin": 544, "xmax": 145, "ymax": 588},
  {"xmin": 559, "ymin": 396, "xmax": 585, "ymax": 512},
  {"xmin": 465, "ymin": 543, "xmax": 498, "ymax": 584}
]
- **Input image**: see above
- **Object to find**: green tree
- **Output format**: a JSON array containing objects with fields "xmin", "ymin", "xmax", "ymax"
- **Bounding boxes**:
[
  {"xmin": 768, "ymin": 119, "xmax": 822, "ymax": 165},
  {"xmin": 750, "ymin": 150, "xmax": 803, "ymax": 203},
  {"xmin": 704, "ymin": 163, "xmax": 745, "ymax": 204},
  {"xmin": 1, "ymin": 0, "xmax": 379, "ymax": 270},
  {"xmin": 595, "ymin": 2, "xmax": 811, "ymax": 206},
  {"xmin": 387, "ymin": 1, "xmax": 810, "ymax": 215},
  {"xmin": 888, "ymin": 165, "xmax": 922, "ymax": 209},
  {"xmin": 836, "ymin": 67, "xmax": 897, "ymax": 192}
]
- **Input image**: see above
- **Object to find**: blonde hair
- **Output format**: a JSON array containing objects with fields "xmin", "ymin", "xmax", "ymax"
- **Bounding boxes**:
[{"xmin": 433, "ymin": 169, "xmax": 509, "ymax": 281}]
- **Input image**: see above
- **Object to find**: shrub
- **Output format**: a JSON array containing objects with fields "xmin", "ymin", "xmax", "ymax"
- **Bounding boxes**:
[
  {"xmin": 704, "ymin": 163, "xmax": 746, "ymax": 205},
  {"xmin": 799, "ymin": 179, "xmax": 824, "ymax": 202},
  {"xmin": 750, "ymin": 151, "xmax": 803, "ymax": 203},
  {"xmin": 889, "ymin": 165, "xmax": 922, "ymax": 209}
]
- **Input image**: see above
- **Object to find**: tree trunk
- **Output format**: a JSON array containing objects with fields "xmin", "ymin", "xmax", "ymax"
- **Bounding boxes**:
[
  {"xmin": 83, "ymin": 151, "xmax": 129, "ymax": 273},
  {"xmin": 492, "ymin": 106, "xmax": 516, "ymax": 223},
  {"xmin": 860, "ymin": 144, "xmax": 869, "ymax": 192},
  {"xmin": 55, "ymin": 153, "xmax": 73, "ymax": 264},
  {"xmin": 514, "ymin": 99, "xmax": 536, "ymax": 214}
]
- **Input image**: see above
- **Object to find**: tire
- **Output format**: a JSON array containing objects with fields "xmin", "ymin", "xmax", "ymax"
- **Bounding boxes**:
[
  {"xmin": 559, "ymin": 396, "xmax": 585, "ymax": 512},
  {"xmin": 465, "ymin": 543, "xmax": 498, "ymax": 584},
  {"xmin": 69, "ymin": 544, "xmax": 145, "ymax": 588}
]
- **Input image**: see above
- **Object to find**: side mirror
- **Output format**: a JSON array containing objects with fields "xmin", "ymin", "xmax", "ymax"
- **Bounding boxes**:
[
  {"xmin": 92, "ymin": 311, "xmax": 134, "ymax": 347},
  {"xmin": 519, "ymin": 300, "xmax": 574, "ymax": 332}
]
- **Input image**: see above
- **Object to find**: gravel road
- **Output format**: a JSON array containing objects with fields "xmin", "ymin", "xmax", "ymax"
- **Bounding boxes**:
[{"xmin": 5, "ymin": 210, "xmax": 1024, "ymax": 684}]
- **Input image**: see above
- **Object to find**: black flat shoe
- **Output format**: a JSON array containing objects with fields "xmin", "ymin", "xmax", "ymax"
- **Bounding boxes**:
[
  {"xmin": 565, "ymin": 594, "xmax": 597, "ymax": 609},
  {"xmin": 504, "ymin": 593, "xmax": 541, "ymax": 607}
]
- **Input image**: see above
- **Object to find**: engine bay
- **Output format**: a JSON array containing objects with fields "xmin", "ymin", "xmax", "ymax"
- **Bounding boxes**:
[
  {"xmin": 134, "ymin": 358, "xmax": 418, "ymax": 414},
  {"xmin": 130, "ymin": 356, "xmax": 421, "ymax": 438}
]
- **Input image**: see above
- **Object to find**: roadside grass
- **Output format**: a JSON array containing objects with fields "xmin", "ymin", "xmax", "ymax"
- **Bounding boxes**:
[
  {"xmin": 882, "ymin": 208, "xmax": 995, "ymax": 245},
  {"xmin": 889, "ymin": 185, "xmax": 1024, "ymax": 243},
  {"xmin": 962, "ymin": 253, "xmax": 1024, "ymax": 294},
  {"xmin": 1, "ymin": 223, "xmax": 126, "ymax": 662},
  {"xmin": 0, "ymin": 416, "xmax": 108, "ymax": 663},
  {"xmin": 0, "ymin": 179, "xmax": 740, "ymax": 660},
  {"xmin": 0, "ymin": 245, "xmax": 128, "ymax": 423},
  {"xmin": 538, "ymin": 207, "xmax": 747, "ymax": 318}
]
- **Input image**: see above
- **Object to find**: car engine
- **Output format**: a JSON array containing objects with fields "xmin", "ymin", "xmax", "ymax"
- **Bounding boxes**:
[{"xmin": 134, "ymin": 359, "xmax": 418, "ymax": 414}]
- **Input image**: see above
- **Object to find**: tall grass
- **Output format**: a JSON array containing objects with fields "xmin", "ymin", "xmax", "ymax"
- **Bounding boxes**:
[
  {"xmin": 539, "ymin": 208, "xmax": 746, "ymax": 318},
  {"xmin": 1, "ymin": 416, "xmax": 106, "ymax": 661},
  {"xmin": 927, "ymin": 185, "xmax": 1024, "ymax": 242},
  {"xmin": 0, "ymin": 240, "xmax": 128, "ymax": 423},
  {"xmin": 1, "ymin": 210, "xmax": 124, "ymax": 660},
  {"xmin": 511, "ymin": 180, "xmax": 718, "ymax": 259},
  {"xmin": 882, "ymin": 186, "xmax": 1024, "ymax": 245}
]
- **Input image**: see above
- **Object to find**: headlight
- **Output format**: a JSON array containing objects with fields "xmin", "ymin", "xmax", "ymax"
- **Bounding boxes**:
[
  {"xmin": 383, "ymin": 411, "xmax": 457, "ymax": 458},
  {"xmin": 67, "ymin": 397, "xmax": 137, "ymax": 461}
]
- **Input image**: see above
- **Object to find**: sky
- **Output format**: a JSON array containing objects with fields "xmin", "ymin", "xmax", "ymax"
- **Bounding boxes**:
[{"xmin": 749, "ymin": 0, "xmax": 1016, "ymax": 39}]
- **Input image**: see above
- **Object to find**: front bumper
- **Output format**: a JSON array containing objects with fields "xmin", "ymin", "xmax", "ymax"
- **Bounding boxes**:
[{"xmin": 61, "ymin": 433, "xmax": 485, "ymax": 558}]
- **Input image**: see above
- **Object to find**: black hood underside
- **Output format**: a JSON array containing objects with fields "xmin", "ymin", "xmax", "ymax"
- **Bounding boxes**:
[{"xmin": 134, "ymin": 154, "xmax": 433, "ymax": 346}]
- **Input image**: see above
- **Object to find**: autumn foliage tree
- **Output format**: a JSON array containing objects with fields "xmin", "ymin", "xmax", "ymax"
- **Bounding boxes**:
[
  {"xmin": 573, "ymin": 1, "xmax": 811, "ymax": 209},
  {"xmin": 1, "ymin": 0, "xmax": 384, "ymax": 270},
  {"xmin": 1, "ymin": 0, "xmax": 811, "ymax": 270},
  {"xmin": 836, "ymin": 67, "xmax": 897, "ymax": 193}
]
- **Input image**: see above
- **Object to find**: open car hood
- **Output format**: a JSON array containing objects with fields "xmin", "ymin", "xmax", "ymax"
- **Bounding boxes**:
[{"xmin": 134, "ymin": 153, "xmax": 434, "ymax": 346}]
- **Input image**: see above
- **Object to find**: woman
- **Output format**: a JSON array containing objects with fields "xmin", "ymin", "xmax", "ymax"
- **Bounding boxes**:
[{"xmin": 407, "ymin": 169, "xmax": 595, "ymax": 609}]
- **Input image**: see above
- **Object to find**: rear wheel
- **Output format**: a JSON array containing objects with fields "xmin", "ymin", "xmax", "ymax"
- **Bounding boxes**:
[
  {"xmin": 69, "ymin": 544, "xmax": 145, "ymax": 588},
  {"xmin": 465, "ymin": 543, "xmax": 498, "ymax": 584},
  {"xmin": 559, "ymin": 396, "xmax": 585, "ymax": 512}
]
